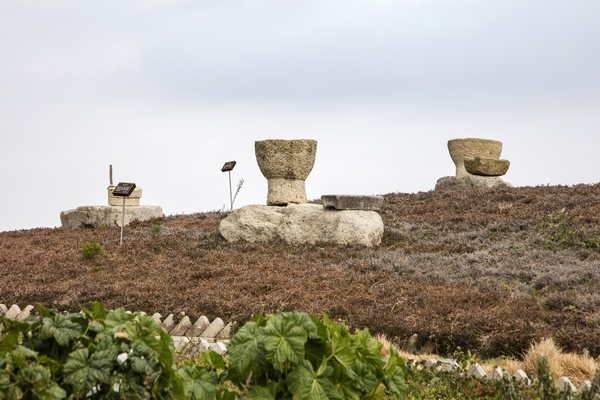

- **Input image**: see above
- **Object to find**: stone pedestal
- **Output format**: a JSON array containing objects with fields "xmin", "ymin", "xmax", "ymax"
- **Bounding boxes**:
[
  {"xmin": 436, "ymin": 138, "xmax": 511, "ymax": 190},
  {"xmin": 321, "ymin": 195, "xmax": 383, "ymax": 211},
  {"xmin": 219, "ymin": 204, "xmax": 383, "ymax": 247},
  {"xmin": 60, "ymin": 205, "xmax": 163, "ymax": 230},
  {"xmin": 255, "ymin": 139, "xmax": 317, "ymax": 206},
  {"xmin": 108, "ymin": 186, "xmax": 142, "ymax": 206}
]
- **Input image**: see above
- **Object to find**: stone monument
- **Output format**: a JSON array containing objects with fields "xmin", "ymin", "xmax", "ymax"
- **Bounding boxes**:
[
  {"xmin": 220, "ymin": 140, "xmax": 384, "ymax": 246},
  {"xmin": 60, "ymin": 166, "xmax": 163, "ymax": 230},
  {"xmin": 435, "ymin": 138, "xmax": 512, "ymax": 191},
  {"xmin": 255, "ymin": 139, "xmax": 317, "ymax": 206}
]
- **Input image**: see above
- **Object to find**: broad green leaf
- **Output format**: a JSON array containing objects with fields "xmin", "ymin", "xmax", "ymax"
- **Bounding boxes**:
[
  {"xmin": 103, "ymin": 308, "xmax": 134, "ymax": 333},
  {"xmin": 81, "ymin": 302, "xmax": 108, "ymax": 322},
  {"xmin": 0, "ymin": 319, "xmax": 35, "ymax": 352},
  {"xmin": 177, "ymin": 363, "xmax": 217, "ymax": 400},
  {"xmin": 228, "ymin": 321, "xmax": 268, "ymax": 382},
  {"xmin": 355, "ymin": 329, "xmax": 383, "ymax": 365},
  {"xmin": 347, "ymin": 360, "xmax": 378, "ymax": 393},
  {"xmin": 288, "ymin": 360, "xmax": 333, "ymax": 400},
  {"xmin": 247, "ymin": 384, "xmax": 277, "ymax": 400},
  {"xmin": 330, "ymin": 332, "xmax": 357, "ymax": 369},
  {"xmin": 63, "ymin": 348, "xmax": 113, "ymax": 395},
  {"xmin": 282, "ymin": 311, "xmax": 318, "ymax": 337},
  {"xmin": 261, "ymin": 315, "xmax": 307, "ymax": 368},
  {"xmin": 32, "ymin": 383, "xmax": 67, "ymax": 400},
  {"xmin": 382, "ymin": 348, "xmax": 407, "ymax": 399},
  {"xmin": 328, "ymin": 363, "xmax": 361, "ymax": 400},
  {"xmin": 40, "ymin": 314, "xmax": 81, "ymax": 346},
  {"xmin": 126, "ymin": 314, "xmax": 175, "ymax": 369},
  {"xmin": 201, "ymin": 350, "xmax": 226, "ymax": 370}
]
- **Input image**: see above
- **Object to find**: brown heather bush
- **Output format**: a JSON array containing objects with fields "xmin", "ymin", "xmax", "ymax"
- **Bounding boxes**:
[{"xmin": 2, "ymin": 184, "xmax": 600, "ymax": 363}]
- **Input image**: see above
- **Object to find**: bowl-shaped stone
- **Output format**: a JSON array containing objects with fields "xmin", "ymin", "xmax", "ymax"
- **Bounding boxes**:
[
  {"xmin": 255, "ymin": 139, "xmax": 317, "ymax": 180},
  {"xmin": 464, "ymin": 157, "xmax": 510, "ymax": 177},
  {"xmin": 448, "ymin": 138, "xmax": 502, "ymax": 176}
]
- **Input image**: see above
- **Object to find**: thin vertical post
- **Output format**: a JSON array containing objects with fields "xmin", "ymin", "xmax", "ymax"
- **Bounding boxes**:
[
  {"xmin": 120, "ymin": 197, "xmax": 125, "ymax": 245},
  {"xmin": 228, "ymin": 170, "xmax": 233, "ymax": 211}
]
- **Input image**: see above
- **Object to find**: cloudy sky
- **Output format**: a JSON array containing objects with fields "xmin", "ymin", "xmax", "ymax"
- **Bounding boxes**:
[{"xmin": 1, "ymin": 0, "xmax": 599, "ymax": 232}]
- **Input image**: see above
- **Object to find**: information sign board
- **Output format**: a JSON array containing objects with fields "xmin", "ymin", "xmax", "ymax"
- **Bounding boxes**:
[
  {"xmin": 112, "ymin": 182, "xmax": 136, "ymax": 197},
  {"xmin": 221, "ymin": 161, "xmax": 236, "ymax": 172}
]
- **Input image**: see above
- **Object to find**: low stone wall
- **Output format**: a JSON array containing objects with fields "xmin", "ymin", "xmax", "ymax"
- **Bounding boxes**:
[{"xmin": 0, "ymin": 304, "xmax": 232, "ymax": 355}]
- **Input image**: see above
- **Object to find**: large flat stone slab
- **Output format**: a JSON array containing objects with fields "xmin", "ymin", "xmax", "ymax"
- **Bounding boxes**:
[
  {"xmin": 435, "ymin": 175, "xmax": 512, "ymax": 191},
  {"xmin": 321, "ymin": 195, "xmax": 383, "ymax": 211},
  {"xmin": 60, "ymin": 205, "xmax": 163, "ymax": 230},
  {"xmin": 219, "ymin": 204, "xmax": 383, "ymax": 247}
]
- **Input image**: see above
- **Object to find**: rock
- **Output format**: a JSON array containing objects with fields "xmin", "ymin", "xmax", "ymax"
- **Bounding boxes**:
[
  {"xmin": 16, "ymin": 305, "xmax": 34, "ymax": 321},
  {"xmin": 435, "ymin": 175, "xmax": 512, "ymax": 191},
  {"xmin": 425, "ymin": 358, "xmax": 441, "ymax": 370},
  {"xmin": 402, "ymin": 333, "xmax": 418, "ymax": 353},
  {"xmin": 488, "ymin": 367, "xmax": 504, "ymax": 381},
  {"xmin": 219, "ymin": 204, "xmax": 384, "ymax": 247},
  {"xmin": 4, "ymin": 305, "xmax": 21, "ymax": 320},
  {"xmin": 201, "ymin": 318, "xmax": 225, "ymax": 338},
  {"xmin": 513, "ymin": 370, "xmax": 530, "ymax": 385},
  {"xmin": 321, "ymin": 195, "xmax": 383, "ymax": 211},
  {"xmin": 0, "ymin": 304, "xmax": 7, "ymax": 317},
  {"xmin": 170, "ymin": 316, "xmax": 192, "ymax": 336},
  {"xmin": 558, "ymin": 377, "xmax": 576, "ymax": 392},
  {"xmin": 255, "ymin": 139, "xmax": 317, "ymax": 205},
  {"xmin": 448, "ymin": 138, "xmax": 503, "ymax": 177},
  {"xmin": 216, "ymin": 322, "xmax": 233, "ymax": 340},
  {"xmin": 107, "ymin": 186, "xmax": 143, "ymax": 206},
  {"xmin": 577, "ymin": 380, "xmax": 592, "ymax": 394},
  {"xmin": 188, "ymin": 316, "xmax": 210, "ymax": 337},
  {"xmin": 60, "ymin": 205, "xmax": 163, "ymax": 230},
  {"xmin": 438, "ymin": 358, "xmax": 459, "ymax": 372},
  {"xmin": 467, "ymin": 363, "xmax": 487, "ymax": 379},
  {"xmin": 151, "ymin": 313, "xmax": 162, "ymax": 324},
  {"xmin": 211, "ymin": 342, "xmax": 228, "ymax": 355},
  {"xmin": 464, "ymin": 157, "xmax": 510, "ymax": 177},
  {"xmin": 160, "ymin": 314, "xmax": 176, "ymax": 332}
]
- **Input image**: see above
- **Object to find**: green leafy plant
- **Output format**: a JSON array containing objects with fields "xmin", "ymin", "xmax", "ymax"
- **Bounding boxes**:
[
  {"xmin": 80, "ymin": 241, "xmax": 104, "ymax": 260},
  {"xmin": 0, "ymin": 303, "xmax": 220, "ymax": 399},
  {"xmin": 226, "ymin": 311, "xmax": 407, "ymax": 399},
  {"xmin": 153, "ymin": 225, "xmax": 162, "ymax": 237}
]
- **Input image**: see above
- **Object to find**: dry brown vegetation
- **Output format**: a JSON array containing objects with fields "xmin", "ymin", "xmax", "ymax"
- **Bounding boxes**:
[{"xmin": 2, "ymin": 184, "xmax": 600, "ymax": 362}]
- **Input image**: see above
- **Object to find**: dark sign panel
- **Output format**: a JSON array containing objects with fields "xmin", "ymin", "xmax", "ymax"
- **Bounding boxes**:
[
  {"xmin": 112, "ymin": 182, "xmax": 136, "ymax": 197},
  {"xmin": 221, "ymin": 161, "xmax": 237, "ymax": 172}
]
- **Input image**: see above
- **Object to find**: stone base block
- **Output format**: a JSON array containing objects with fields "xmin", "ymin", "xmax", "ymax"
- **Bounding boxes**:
[
  {"xmin": 108, "ymin": 186, "xmax": 142, "ymax": 206},
  {"xmin": 60, "ymin": 205, "xmax": 163, "ymax": 230},
  {"xmin": 321, "ymin": 195, "xmax": 383, "ymax": 211},
  {"xmin": 435, "ymin": 175, "xmax": 512, "ymax": 191},
  {"xmin": 219, "ymin": 204, "xmax": 383, "ymax": 247},
  {"xmin": 267, "ymin": 178, "xmax": 307, "ymax": 205}
]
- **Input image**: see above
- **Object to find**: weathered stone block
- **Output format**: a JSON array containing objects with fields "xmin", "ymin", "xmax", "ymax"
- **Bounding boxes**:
[
  {"xmin": 188, "ymin": 316, "xmax": 210, "ymax": 337},
  {"xmin": 448, "ymin": 138, "xmax": 503, "ymax": 177},
  {"xmin": 216, "ymin": 322, "xmax": 233, "ymax": 340},
  {"xmin": 464, "ymin": 157, "xmax": 510, "ymax": 177},
  {"xmin": 321, "ymin": 195, "xmax": 383, "ymax": 211},
  {"xmin": 467, "ymin": 363, "xmax": 487, "ymax": 378},
  {"xmin": 5, "ymin": 305, "xmax": 21, "ymax": 320},
  {"xmin": 201, "ymin": 318, "xmax": 225, "ymax": 338},
  {"xmin": 435, "ymin": 175, "xmax": 512, "ymax": 191},
  {"xmin": 170, "ymin": 316, "xmax": 192, "ymax": 336},
  {"xmin": 160, "ymin": 314, "xmax": 176, "ymax": 332},
  {"xmin": 16, "ymin": 305, "xmax": 34, "ymax": 321},
  {"xmin": 558, "ymin": 377, "xmax": 576, "ymax": 392},
  {"xmin": 219, "ymin": 204, "xmax": 384, "ymax": 247},
  {"xmin": 488, "ymin": 367, "xmax": 504, "ymax": 381},
  {"xmin": 60, "ymin": 205, "xmax": 163, "ymax": 230}
]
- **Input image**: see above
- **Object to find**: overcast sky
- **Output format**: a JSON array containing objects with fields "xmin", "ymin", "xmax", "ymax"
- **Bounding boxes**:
[{"xmin": 1, "ymin": 0, "xmax": 599, "ymax": 232}]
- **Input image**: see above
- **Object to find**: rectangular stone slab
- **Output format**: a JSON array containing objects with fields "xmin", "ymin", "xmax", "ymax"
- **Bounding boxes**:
[{"xmin": 321, "ymin": 195, "xmax": 383, "ymax": 211}]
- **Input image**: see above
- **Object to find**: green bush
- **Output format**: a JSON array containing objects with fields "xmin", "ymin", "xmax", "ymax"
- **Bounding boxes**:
[
  {"xmin": 226, "ymin": 311, "xmax": 407, "ymax": 399},
  {"xmin": 80, "ymin": 241, "xmax": 104, "ymax": 260}
]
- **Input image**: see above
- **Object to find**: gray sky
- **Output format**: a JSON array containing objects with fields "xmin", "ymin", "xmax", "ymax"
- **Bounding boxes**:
[{"xmin": 1, "ymin": 0, "xmax": 599, "ymax": 232}]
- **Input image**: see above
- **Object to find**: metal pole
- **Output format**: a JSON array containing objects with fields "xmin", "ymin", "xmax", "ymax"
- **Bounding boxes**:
[
  {"xmin": 120, "ymin": 197, "xmax": 125, "ymax": 245},
  {"xmin": 228, "ymin": 170, "xmax": 233, "ymax": 211}
]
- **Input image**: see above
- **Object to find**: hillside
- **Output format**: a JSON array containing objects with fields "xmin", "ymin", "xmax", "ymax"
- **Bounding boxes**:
[{"xmin": 2, "ymin": 184, "xmax": 600, "ymax": 360}]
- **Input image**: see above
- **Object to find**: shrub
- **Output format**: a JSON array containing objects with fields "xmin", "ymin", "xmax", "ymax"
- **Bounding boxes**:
[
  {"xmin": 226, "ymin": 311, "xmax": 407, "ymax": 399},
  {"xmin": 80, "ymin": 241, "xmax": 104, "ymax": 260}
]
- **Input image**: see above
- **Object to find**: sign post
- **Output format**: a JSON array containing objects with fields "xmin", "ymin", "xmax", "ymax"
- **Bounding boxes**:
[
  {"xmin": 221, "ymin": 161, "xmax": 237, "ymax": 211},
  {"xmin": 112, "ymin": 182, "xmax": 136, "ymax": 245}
]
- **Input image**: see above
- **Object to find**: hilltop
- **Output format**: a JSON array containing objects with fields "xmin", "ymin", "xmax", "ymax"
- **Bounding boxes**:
[{"xmin": 2, "ymin": 183, "xmax": 600, "ymax": 360}]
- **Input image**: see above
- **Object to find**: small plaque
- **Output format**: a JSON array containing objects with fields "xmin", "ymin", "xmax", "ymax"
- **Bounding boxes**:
[
  {"xmin": 221, "ymin": 161, "xmax": 236, "ymax": 172},
  {"xmin": 112, "ymin": 182, "xmax": 136, "ymax": 197}
]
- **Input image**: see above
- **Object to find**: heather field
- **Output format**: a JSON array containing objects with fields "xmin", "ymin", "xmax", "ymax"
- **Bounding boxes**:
[{"xmin": 2, "ymin": 184, "xmax": 600, "ymax": 360}]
